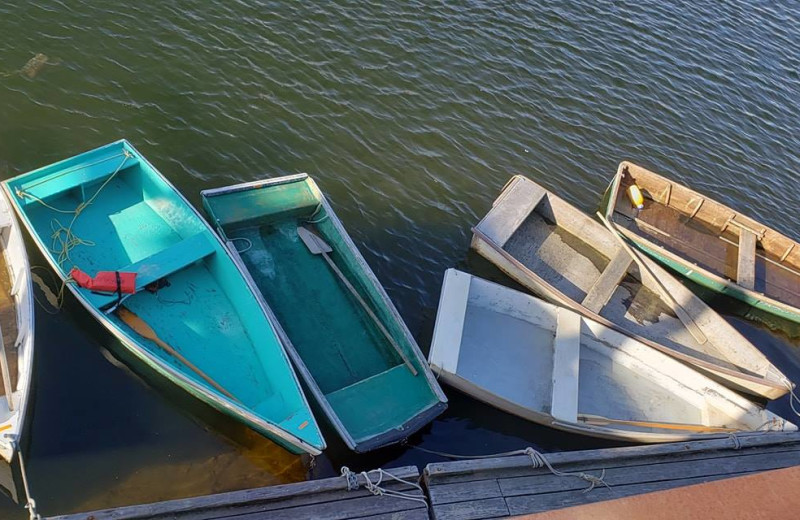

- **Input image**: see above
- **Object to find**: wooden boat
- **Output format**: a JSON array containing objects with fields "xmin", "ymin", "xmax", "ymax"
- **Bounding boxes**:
[
  {"xmin": 2, "ymin": 140, "xmax": 325, "ymax": 455},
  {"xmin": 471, "ymin": 175, "xmax": 790, "ymax": 399},
  {"xmin": 602, "ymin": 161, "xmax": 800, "ymax": 325},
  {"xmin": 0, "ymin": 192, "xmax": 34, "ymax": 464},
  {"xmin": 201, "ymin": 174, "xmax": 447, "ymax": 452},
  {"xmin": 429, "ymin": 269, "xmax": 796, "ymax": 442}
]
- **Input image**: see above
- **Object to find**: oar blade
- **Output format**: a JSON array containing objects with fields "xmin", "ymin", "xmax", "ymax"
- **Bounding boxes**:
[{"xmin": 297, "ymin": 226, "xmax": 332, "ymax": 254}]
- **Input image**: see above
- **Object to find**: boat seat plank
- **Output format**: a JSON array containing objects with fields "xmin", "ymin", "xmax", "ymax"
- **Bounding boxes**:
[
  {"xmin": 581, "ymin": 250, "xmax": 633, "ymax": 313},
  {"xmin": 83, "ymin": 232, "xmax": 216, "ymax": 310},
  {"xmin": 475, "ymin": 177, "xmax": 546, "ymax": 247},
  {"xmin": 550, "ymin": 309, "xmax": 581, "ymax": 423},
  {"xmin": 737, "ymin": 228, "xmax": 757, "ymax": 290},
  {"xmin": 16, "ymin": 157, "xmax": 138, "ymax": 205}
]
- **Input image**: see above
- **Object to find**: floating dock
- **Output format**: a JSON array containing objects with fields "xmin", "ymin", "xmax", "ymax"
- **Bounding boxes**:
[{"xmin": 47, "ymin": 431, "xmax": 800, "ymax": 520}]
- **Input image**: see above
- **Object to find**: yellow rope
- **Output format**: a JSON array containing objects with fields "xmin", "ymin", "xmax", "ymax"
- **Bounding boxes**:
[{"xmin": 18, "ymin": 151, "xmax": 131, "ymax": 269}]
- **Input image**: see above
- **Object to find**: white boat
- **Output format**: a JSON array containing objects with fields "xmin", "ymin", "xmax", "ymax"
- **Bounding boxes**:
[
  {"xmin": 471, "ymin": 175, "xmax": 790, "ymax": 399},
  {"xmin": 0, "ymin": 191, "xmax": 34, "ymax": 463},
  {"xmin": 429, "ymin": 269, "xmax": 796, "ymax": 443}
]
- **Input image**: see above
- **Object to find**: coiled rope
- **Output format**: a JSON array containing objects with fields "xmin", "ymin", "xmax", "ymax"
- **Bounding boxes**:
[
  {"xmin": 16, "ymin": 150, "xmax": 131, "ymax": 269},
  {"xmin": 340, "ymin": 467, "xmax": 428, "ymax": 506},
  {"xmin": 409, "ymin": 445, "xmax": 610, "ymax": 493}
]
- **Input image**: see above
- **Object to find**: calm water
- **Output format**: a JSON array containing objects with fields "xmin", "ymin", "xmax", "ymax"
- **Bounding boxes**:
[{"xmin": 2, "ymin": 0, "xmax": 800, "ymax": 517}]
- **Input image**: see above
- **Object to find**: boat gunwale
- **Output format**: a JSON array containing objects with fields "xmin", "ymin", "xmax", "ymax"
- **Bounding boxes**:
[
  {"xmin": 471, "ymin": 188, "xmax": 788, "ymax": 398},
  {"xmin": 604, "ymin": 161, "xmax": 800, "ymax": 323},
  {"xmin": 1, "ymin": 139, "xmax": 324, "ymax": 455},
  {"xmin": 201, "ymin": 173, "xmax": 447, "ymax": 452},
  {"xmin": 0, "ymin": 190, "xmax": 35, "ymax": 463}
]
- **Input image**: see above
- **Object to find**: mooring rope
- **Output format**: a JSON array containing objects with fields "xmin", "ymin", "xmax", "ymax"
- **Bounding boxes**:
[
  {"xmin": 784, "ymin": 380, "xmax": 800, "ymax": 419},
  {"xmin": 340, "ymin": 467, "xmax": 428, "ymax": 506},
  {"xmin": 408, "ymin": 445, "xmax": 610, "ymax": 493},
  {"xmin": 14, "ymin": 442, "xmax": 40, "ymax": 520}
]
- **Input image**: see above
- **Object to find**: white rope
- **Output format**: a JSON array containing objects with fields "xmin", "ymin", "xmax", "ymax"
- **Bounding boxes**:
[
  {"xmin": 14, "ymin": 442, "xmax": 40, "ymax": 520},
  {"xmin": 340, "ymin": 466, "xmax": 428, "ymax": 506},
  {"xmin": 784, "ymin": 380, "xmax": 800, "ymax": 419},
  {"xmin": 409, "ymin": 445, "xmax": 610, "ymax": 493},
  {"xmin": 229, "ymin": 237, "xmax": 252, "ymax": 253}
]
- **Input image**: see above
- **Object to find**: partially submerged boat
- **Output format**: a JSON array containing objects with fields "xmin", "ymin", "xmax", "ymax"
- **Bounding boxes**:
[
  {"xmin": 0, "ymin": 192, "xmax": 34, "ymax": 464},
  {"xmin": 471, "ymin": 175, "xmax": 790, "ymax": 399},
  {"xmin": 430, "ymin": 269, "xmax": 796, "ymax": 442},
  {"xmin": 201, "ymin": 174, "xmax": 447, "ymax": 452},
  {"xmin": 602, "ymin": 161, "xmax": 800, "ymax": 325},
  {"xmin": 2, "ymin": 140, "xmax": 324, "ymax": 455}
]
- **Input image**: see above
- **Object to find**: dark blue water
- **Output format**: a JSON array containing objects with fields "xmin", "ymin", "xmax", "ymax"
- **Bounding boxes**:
[{"xmin": 1, "ymin": 1, "xmax": 799, "ymax": 517}]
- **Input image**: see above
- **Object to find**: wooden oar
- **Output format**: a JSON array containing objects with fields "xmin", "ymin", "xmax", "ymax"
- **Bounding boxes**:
[
  {"xmin": 597, "ymin": 212, "xmax": 708, "ymax": 345},
  {"xmin": 578, "ymin": 414, "xmax": 738, "ymax": 433},
  {"xmin": 117, "ymin": 306, "xmax": 239, "ymax": 401},
  {"xmin": 297, "ymin": 226, "xmax": 418, "ymax": 376}
]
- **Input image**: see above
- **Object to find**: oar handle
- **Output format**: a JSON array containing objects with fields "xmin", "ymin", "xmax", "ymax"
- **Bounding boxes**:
[{"xmin": 322, "ymin": 252, "xmax": 418, "ymax": 376}]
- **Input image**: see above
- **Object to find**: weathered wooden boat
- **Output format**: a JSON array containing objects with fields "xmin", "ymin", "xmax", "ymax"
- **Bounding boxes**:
[
  {"xmin": 429, "ymin": 269, "xmax": 796, "ymax": 442},
  {"xmin": 471, "ymin": 175, "xmax": 790, "ymax": 399},
  {"xmin": 602, "ymin": 161, "xmax": 800, "ymax": 326},
  {"xmin": 0, "ymin": 192, "xmax": 34, "ymax": 464},
  {"xmin": 2, "ymin": 140, "xmax": 325, "ymax": 455},
  {"xmin": 201, "ymin": 174, "xmax": 447, "ymax": 452}
]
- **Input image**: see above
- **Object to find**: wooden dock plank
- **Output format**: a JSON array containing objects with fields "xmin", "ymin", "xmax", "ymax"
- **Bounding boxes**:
[
  {"xmin": 430, "ymin": 497, "xmax": 509, "ymax": 520},
  {"xmin": 498, "ymin": 448, "xmax": 800, "ymax": 496},
  {"xmin": 48, "ymin": 466, "xmax": 422, "ymax": 520},
  {"xmin": 427, "ymin": 478, "xmax": 502, "ymax": 505},
  {"xmin": 228, "ymin": 494, "xmax": 426, "ymax": 520},
  {"xmin": 423, "ymin": 431, "xmax": 800, "ymax": 485}
]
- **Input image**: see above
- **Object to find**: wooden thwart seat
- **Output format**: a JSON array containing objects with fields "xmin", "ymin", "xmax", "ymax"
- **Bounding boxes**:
[
  {"xmin": 83, "ymin": 232, "xmax": 216, "ymax": 311},
  {"xmin": 475, "ymin": 177, "xmax": 546, "ymax": 247},
  {"xmin": 737, "ymin": 228, "xmax": 757, "ymax": 290},
  {"xmin": 550, "ymin": 308, "xmax": 581, "ymax": 423},
  {"xmin": 582, "ymin": 250, "xmax": 633, "ymax": 313}
]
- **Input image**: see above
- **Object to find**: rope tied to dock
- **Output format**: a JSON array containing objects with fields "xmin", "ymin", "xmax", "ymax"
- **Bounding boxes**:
[
  {"xmin": 408, "ymin": 444, "xmax": 611, "ymax": 494},
  {"xmin": 340, "ymin": 466, "xmax": 428, "ymax": 506},
  {"xmin": 13, "ymin": 441, "xmax": 41, "ymax": 520}
]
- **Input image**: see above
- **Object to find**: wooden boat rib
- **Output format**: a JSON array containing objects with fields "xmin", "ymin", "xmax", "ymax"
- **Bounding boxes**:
[
  {"xmin": 201, "ymin": 174, "xmax": 447, "ymax": 452},
  {"xmin": 602, "ymin": 161, "xmax": 800, "ymax": 325},
  {"xmin": 2, "ymin": 140, "xmax": 325, "ymax": 455},
  {"xmin": 0, "ymin": 192, "xmax": 34, "ymax": 464},
  {"xmin": 429, "ymin": 269, "xmax": 796, "ymax": 442},
  {"xmin": 471, "ymin": 175, "xmax": 790, "ymax": 399}
]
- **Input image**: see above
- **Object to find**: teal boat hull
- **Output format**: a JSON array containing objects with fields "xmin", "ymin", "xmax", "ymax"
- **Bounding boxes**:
[
  {"xmin": 202, "ymin": 174, "xmax": 447, "ymax": 452},
  {"xmin": 2, "ymin": 140, "xmax": 325, "ymax": 455}
]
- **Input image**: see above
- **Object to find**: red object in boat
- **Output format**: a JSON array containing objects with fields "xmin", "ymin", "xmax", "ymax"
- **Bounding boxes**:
[{"xmin": 70, "ymin": 267, "xmax": 137, "ymax": 294}]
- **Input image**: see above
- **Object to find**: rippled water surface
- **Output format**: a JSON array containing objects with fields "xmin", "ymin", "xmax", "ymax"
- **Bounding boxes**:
[{"xmin": 1, "ymin": 1, "xmax": 799, "ymax": 517}]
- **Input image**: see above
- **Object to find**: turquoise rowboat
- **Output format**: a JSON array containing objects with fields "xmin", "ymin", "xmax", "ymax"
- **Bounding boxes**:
[
  {"xmin": 601, "ymin": 162, "xmax": 800, "ymax": 325},
  {"xmin": 201, "ymin": 174, "xmax": 447, "ymax": 452},
  {"xmin": 2, "ymin": 140, "xmax": 325, "ymax": 455}
]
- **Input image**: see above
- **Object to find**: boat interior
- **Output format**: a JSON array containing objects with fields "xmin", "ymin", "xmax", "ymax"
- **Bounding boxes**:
[
  {"xmin": 204, "ymin": 176, "xmax": 438, "ymax": 443},
  {"xmin": 5, "ymin": 142, "xmax": 314, "ymax": 437},
  {"xmin": 442, "ymin": 272, "xmax": 772, "ymax": 435},
  {"xmin": 611, "ymin": 162, "xmax": 800, "ymax": 309},
  {"xmin": 493, "ymin": 178, "xmax": 739, "ymax": 370}
]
